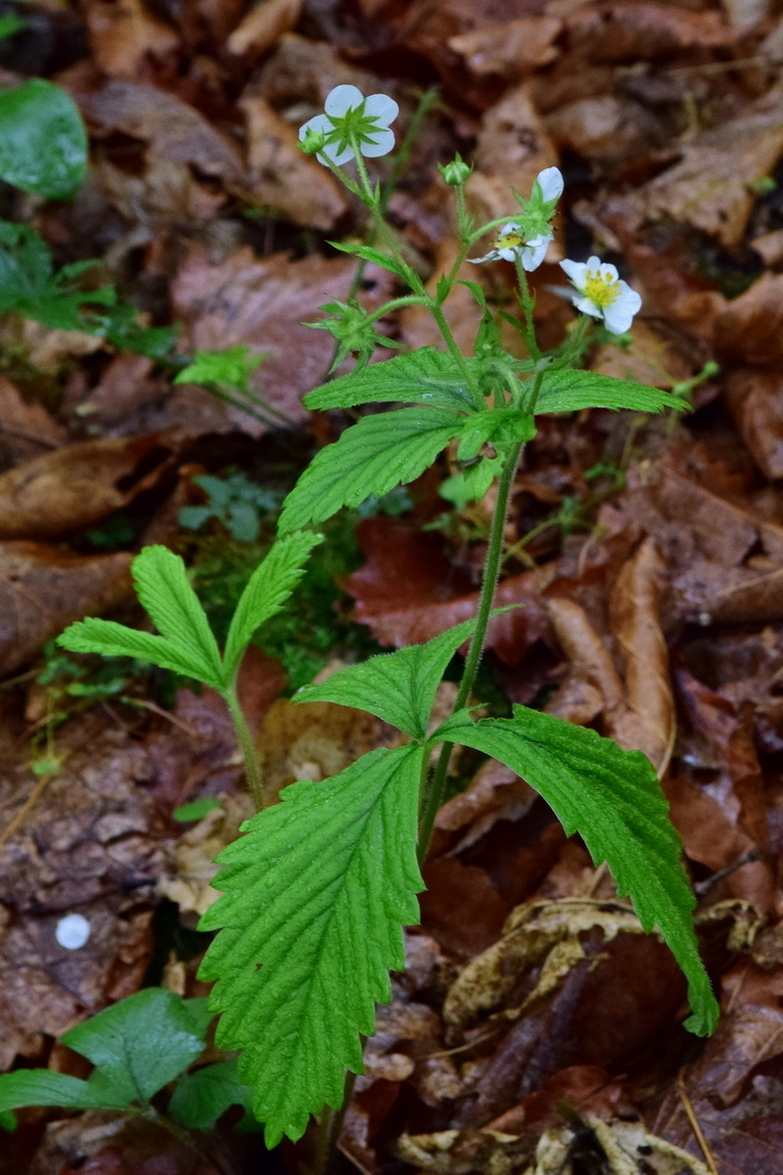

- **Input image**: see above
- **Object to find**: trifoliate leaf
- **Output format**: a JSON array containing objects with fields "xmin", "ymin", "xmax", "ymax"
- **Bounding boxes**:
[
  {"xmin": 535, "ymin": 368, "xmax": 687, "ymax": 416},
  {"xmin": 199, "ymin": 743, "xmax": 425, "ymax": 1146},
  {"xmin": 223, "ymin": 531, "xmax": 322, "ymax": 680},
  {"xmin": 58, "ymin": 618, "xmax": 219, "ymax": 684},
  {"xmin": 436, "ymin": 707, "xmax": 718, "ymax": 1036},
  {"xmin": 0, "ymin": 80, "xmax": 87, "ymax": 198},
  {"xmin": 62, "ymin": 988, "xmax": 208, "ymax": 1107},
  {"xmin": 0, "ymin": 1070, "xmax": 120, "ymax": 1114},
  {"xmin": 170, "ymin": 1058, "xmax": 252, "ymax": 1131},
  {"xmin": 295, "ymin": 618, "xmax": 480, "ymax": 737},
  {"xmin": 131, "ymin": 545, "xmax": 225, "ymax": 689},
  {"xmin": 304, "ymin": 348, "xmax": 482, "ymax": 412},
  {"xmin": 278, "ymin": 407, "xmax": 464, "ymax": 533}
]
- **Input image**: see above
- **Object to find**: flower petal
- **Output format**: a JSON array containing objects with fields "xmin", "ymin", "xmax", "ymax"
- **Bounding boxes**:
[
  {"xmin": 603, "ymin": 286, "xmax": 641, "ymax": 334},
  {"xmin": 498, "ymin": 222, "xmax": 521, "ymax": 237},
  {"xmin": 573, "ymin": 294, "xmax": 603, "ymax": 319},
  {"xmin": 361, "ymin": 126, "xmax": 396, "ymax": 157},
  {"xmin": 364, "ymin": 93, "xmax": 399, "ymax": 127},
  {"xmin": 468, "ymin": 251, "xmax": 498, "ymax": 264},
  {"xmin": 521, "ymin": 237, "xmax": 549, "ymax": 271},
  {"xmin": 598, "ymin": 262, "xmax": 619, "ymax": 282},
  {"xmin": 298, "ymin": 113, "xmax": 332, "ymax": 141},
  {"xmin": 497, "ymin": 246, "xmax": 519, "ymax": 261},
  {"xmin": 536, "ymin": 166, "xmax": 564, "ymax": 202},
  {"xmin": 560, "ymin": 258, "xmax": 588, "ymax": 286},
  {"xmin": 585, "ymin": 255, "xmax": 602, "ymax": 271},
  {"xmin": 325, "ymin": 84, "xmax": 364, "ymax": 117}
]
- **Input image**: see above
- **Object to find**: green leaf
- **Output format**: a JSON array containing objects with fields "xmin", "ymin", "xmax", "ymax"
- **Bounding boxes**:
[
  {"xmin": 0, "ymin": 80, "xmax": 88, "ymax": 198},
  {"xmin": 0, "ymin": 220, "xmax": 112, "ymax": 331},
  {"xmin": 130, "ymin": 546, "xmax": 225, "ymax": 689},
  {"xmin": 535, "ymin": 368, "xmax": 687, "ymax": 416},
  {"xmin": 436, "ymin": 707, "xmax": 718, "ymax": 1036},
  {"xmin": 174, "ymin": 345, "xmax": 264, "ymax": 392},
  {"xmin": 174, "ymin": 797, "xmax": 223, "ymax": 822},
  {"xmin": 223, "ymin": 531, "xmax": 322, "ymax": 680},
  {"xmin": 62, "ymin": 988, "xmax": 208, "ymax": 1107},
  {"xmin": 170, "ymin": 1058, "xmax": 252, "ymax": 1131},
  {"xmin": 58, "ymin": 618, "xmax": 219, "ymax": 685},
  {"xmin": 456, "ymin": 407, "xmax": 536, "ymax": 461},
  {"xmin": 295, "ymin": 618, "xmax": 480, "ymax": 738},
  {"xmin": 0, "ymin": 1070, "xmax": 115, "ymax": 1114},
  {"xmin": 279, "ymin": 407, "xmax": 463, "ymax": 533},
  {"xmin": 304, "ymin": 348, "xmax": 482, "ymax": 412},
  {"xmin": 199, "ymin": 743, "xmax": 425, "ymax": 1146},
  {"xmin": 0, "ymin": 1109, "xmax": 16, "ymax": 1132},
  {"xmin": 329, "ymin": 240, "xmax": 411, "ymax": 282}
]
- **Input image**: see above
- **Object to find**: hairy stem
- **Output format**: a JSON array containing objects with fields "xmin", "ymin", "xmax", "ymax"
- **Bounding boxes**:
[
  {"xmin": 225, "ymin": 687, "xmax": 263, "ymax": 811},
  {"xmin": 417, "ymin": 439, "xmax": 525, "ymax": 861}
]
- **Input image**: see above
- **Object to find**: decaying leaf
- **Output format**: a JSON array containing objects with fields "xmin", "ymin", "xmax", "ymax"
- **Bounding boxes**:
[
  {"xmin": 82, "ymin": 0, "xmax": 179, "ymax": 78},
  {"xmin": 158, "ymin": 792, "xmax": 255, "ymax": 917},
  {"xmin": 0, "ymin": 376, "xmax": 67, "ymax": 469},
  {"xmin": 448, "ymin": 17, "xmax": 562, "ymax": 81},
  {"xmin": 228, "ymin": 0, "xmax": 303, "ymax": 56},
  {"xmin": 724, "ymin": 370, "xmax": 783, "ymax": 479}
]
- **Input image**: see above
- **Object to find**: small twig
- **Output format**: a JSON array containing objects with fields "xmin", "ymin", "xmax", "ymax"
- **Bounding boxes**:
[
  {"xmin": 676, "ymin": 1069, "xmax": 720, "ymax": 1175},
  {"xmin": 122, "ymin": 696, "xmax": 201, "ymax": 737},
  {"xmin": 693, "ymin": 849, "xmax": 761, "ymax": 896}
]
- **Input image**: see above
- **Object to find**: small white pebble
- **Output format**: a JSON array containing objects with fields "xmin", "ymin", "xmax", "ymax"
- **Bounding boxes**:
[{"xmin": 55, "ymin": 913, "xmax": 91, "ymax": 950}]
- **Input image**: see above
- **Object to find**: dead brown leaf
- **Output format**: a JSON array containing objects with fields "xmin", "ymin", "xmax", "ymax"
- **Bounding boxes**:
[
  {"xmin": 0, "ymin": 543, "xmax": 132, "ymax": 674},
  {"xmin": 0, "ymin": 376, "xmax": 67, "ymax": 469},
  {"xmin": 435, "ymin": 758, "xmax": 537, "ymax": 855},
  {"xmin": 239, "ymin": 91, "xmax": 347, "ymax": 229},
  {"xmin": 567, "ymin": 3, "xmax": 732, "ymax": 63},
  {"xmin": 228, "ymin": 0, "xmax": 302, "ymax": 57},
  {"xmin": 0, "ymin": 433, "xmax": 177, "ymax": 540},
  {"xmin": 82, "ymin": 0, "xmax": 179, "ymax": 78},
  {"xmin": 448, "ymin": 17, "xmax": 562, "ymax": 82},
  {"xmin": 724, "ymin": 370, "xmax": 783, "ymax": 479},
  {"xmin": 712, "ymin": 271, "xmax": 783, "ymax": 365},
  {"xmin": 546, "ymin": 95, "xmax": 661, "ymax": 166}
]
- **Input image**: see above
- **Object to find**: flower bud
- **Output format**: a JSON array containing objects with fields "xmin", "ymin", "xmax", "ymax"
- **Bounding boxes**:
[
  {"xmin": 300, "ymin": 127, "xmax": 327, "ymax": 155},
  {"xmin": 438, "ymin": 153, "xmax": 472, "ymax": 186}
]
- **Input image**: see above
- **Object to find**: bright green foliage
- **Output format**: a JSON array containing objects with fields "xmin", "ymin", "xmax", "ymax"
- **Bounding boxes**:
[
  {"xmin": 179, "ymin": 472, "xmax": 282, "ymax": 543},
  {"xmin": 96, "ymin": 301, "xmax": 180, "ymax": 360},
  {"xmin": 304, "ymin": 347, "xmax": 482, "ymax": 412},
  {"xmin": 329, "ymin": 240, "xmax": 412, "ymax": 282},
  {"xmin": 0, "ymin": 221, "xmax": 113, "ymax": 331},
  {"xmin": 278, "ymin": 406, "xmax": 464, "ymax": 533},
  {"xmin": 456, "ymin": 407, "xmax": 536, "ymax": 460},
  {"xmin": 223, "ymin": 531, "xmax": 322, "ymax": 680},
  {"xmin": 0, "ymin": 13, "xmax": 26, "ymax": 39},
  {"xmin": 439, "ymin": 456, "xmax": 501, "ymax": 506},
  {"xmin": 0, "ymin": 1109, "xmax": 15, "ymax": 1131},
  {"xmin": 307, "ymin": 298, "xmax": 401, "ymax": 371},
  {"xmin": 435, "ymin": 707, "xmax": 718, "ymax": 1035},
  {"xmin": 169, "ymin": 1057, "xmax": 252, "ymax": 1130},
  {"xmin": 0, "ymin": 79, "xmax": 87, "ymax": 198},
  {"xmin": 199, "ymin": 743, "xmax": 426, "ymax": 1147},
  {"xmin": 295, "ymin": 619, "xmax": 479, "ymax": 737},
  {"xmin": 535, "ymin": 368, "xmax": 687, "ymax": 415},
  {"xmin": 174, "ymin": 344, "xmax": 264, "ymax": 392},
  {"xmin": 174, "ymin": 797, "xmax": 223, "ymax": 822},
  {"xmin": 0, "ymin": 989, "xmax": 210, "ymax": 1115}
]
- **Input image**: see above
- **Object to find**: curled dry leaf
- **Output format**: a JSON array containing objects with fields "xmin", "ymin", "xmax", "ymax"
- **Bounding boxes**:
[
  {"xmin": 395, "ymin": 1128, "xmax": 533, "ymax": 1175},
  {"xmin": 228, "ymin": 0, "xmax": 303, "ymax": 56},
  {"xmin": 0, "ymin": 376, "xmax": 67, "ymax": 468},
  {"xmin": 465, "ymin": 84, "xmax": 559, "ymax": 223},
  {"xmin": 435, "ymin": 758, "xmax": 537, "ymax": 855},
  {"xmin": 0, "ymin": 433, "xmax": 178, "ymax": 539},
  {"xmin": 239, "ymin": 91, "xmax": 347, "ymax": 229},
  {"xmin": 712, "ymin": 271, "xmax": 783, "ymax": 366},
  {"xmin": 448, "ymin": 17, "xmax": 562, "ymax": 81},
  {"xmin": 82, "ymin": 0, "xmax": 179, "ymax": 78},
  {"xmin": 724, "ymin": 370, "xmax": 783, "ymax": 479},
  {"xmin": 545, "ymin": 597, "xmax": 623, "ymax": 723},
  {"xmin": 607, "ymin": 537, "xmax": 675, "ymax": 776},
  {"xmin": 0, "ymin": 543, "xmax": 132, "ymax": 674}
]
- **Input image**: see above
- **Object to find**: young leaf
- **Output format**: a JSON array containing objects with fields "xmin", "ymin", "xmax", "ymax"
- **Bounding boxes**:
[
  {"xmin": 170, "ymin": 1058, "xmax": 252, "ymax": 1131},
  {"xmin": 279, "ymin": 407, "xmax": 463, "ymax": 533},
  {"xmin": 0, "ymin": 220, "xmax": 112, "ymax": 331},
  {"xmin": 295, "ymin": 618, "xmax": 480, "ymax": 737},
  {"xmin": 0, "ymin": 1070, "xmax": 122, "ymax": 1114},
  {"xmin": 58, "ymin": 617, "xmax": 220, "ymax": 684},
  {"xmin": 329, "ymin": 240, "xmax": 412, "ymax": 282},
  {"xmin": 199, "ymin": 743, "xmax": 426, "ymax": 1146},
  {"xmin": 0, "ymin": 79, "xmax": 88, "ymax": 198},
  {"xmin": 223, "ymin": 531, "xmax": 322, "ymax": 680},
  {"xmin": 61, "ymin": 988, "xmax": 208, "ymax": 1107},
  {"xmin": 535, "ymin": 368, "xmax": 687, "ymax": 416},
  {"xmin": 174, "ymin": 345, "xmax": 264, "ymax": 391},
  {"xmin": 130, "ymin": 545, "xmax": 226, "ymax": 689},
  {"xmin": 436, "ymin": 707, "xmax": 718, "ymax": 1036},
  {"xmin": 304, "ymin": 348, "xmax": 482, "ymax": 412}
]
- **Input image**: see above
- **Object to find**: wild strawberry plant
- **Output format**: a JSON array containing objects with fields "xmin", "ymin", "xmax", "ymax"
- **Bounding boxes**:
[{"xmin": 4, "ymin": 87, "xmax": 720, "ymax": 1149}]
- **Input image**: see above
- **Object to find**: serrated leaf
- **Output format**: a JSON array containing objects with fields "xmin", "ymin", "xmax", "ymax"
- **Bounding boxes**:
[
  {"xmin": 329, "ymin": 240, "xmax": 411, "ymax": 282},
  {"xmin": 535, "ymin": 368, "xmax": 687, "ymax": 416},
  {"xmin": 199, "ymin": 743, "xmax": 425, "ymax": 1146},
  {"xmin": 131, "ymin": 546, "xmax": 225, "ymax": 689},
  {"xmin": 62, "ymin": 988, "xmax": 208, "ymax": 1107},
  {"xmin": 295, "ymin": 618, "xmax": 479, "ymax": 737},
  {"xmin": 0, "ymin": 219, "xmax": 112, "ymax": 331},
  {"xmin": 170, "ymin": 1058, "xmax": 252, "ymax": 1131},
  {"xmin": 223, "ymin": 532, "xmax": 322, "ymax": 680},
  {"xmin": 304, "ymin": 348, "xmax": 482, "ymax": 412},
  {"xmin": 279, "ymin": 407, "xmax": 463, "ymax": 533},
  {"xmin": 58, "ymin": 617, "xmax": 219, "ymax": 683},
  {"xmin": 0, "ymin": 1070, "xmax": 121, "ymax": 1113},
  {"xmin": 436, "ymin": 707, "xmax": 718, "ymax": 1036},
  {"xmin": 0, "ymin": 79, "xmax": 87, "ymax": 198}
]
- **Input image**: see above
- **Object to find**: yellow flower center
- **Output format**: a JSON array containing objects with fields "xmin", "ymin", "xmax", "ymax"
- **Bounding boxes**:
[
  {"xmin": 583, "ymin": 268, "xmax": 620, "ymax": 307},
  {"xmin": 497, "ymin": 228, "xmax": 525, "ymax": 249}
]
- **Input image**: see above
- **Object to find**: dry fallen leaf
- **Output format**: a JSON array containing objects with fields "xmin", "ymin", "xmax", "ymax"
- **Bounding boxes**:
[
  {"xmin": 0, "ymin": 433, "xmax": 178, "ymax": 540},
  {"xmin": 82, "ymin": 0, "xmax": 179, "ymax": 78},
  {"xmin": 228, "ymin": 0, "xmax": 303, "ymax": 56},
  {"xmin": 448, "ymin": 17, "xmax": 562, "ymax": 82},
  {"xmin": 724, "ymin": 370, "xmax": 783, "ymax": 479},
  {"xmin": 567, "ymin": 2, "xmax": 732, "ymax": 62},
  {"xmin": 0, "ymin": 376, "xmax": 67, "ymax": 469},
  {"xmin": 0, "ymin": 543, "xmax": 132, "ymax": 674}
]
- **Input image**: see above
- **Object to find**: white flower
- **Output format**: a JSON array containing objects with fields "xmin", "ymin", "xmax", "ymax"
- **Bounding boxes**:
[
  {"xmin": 469, "ymin": 226, "xmax": 552, "ymax": 271},
  {"xmin": 560, "ymin": 255, "xmax": 642, "ymax": 334},
  {"xmin": 535, "ymin": 166, "xmax": 564, "ymax": 203},
  {"xmin": 56, "ymin": 913, "xmax": 91, "ymax": 950},
  {"xmin": 298, "ymin": 84, "xmax": 399, "ymax": 166}
]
